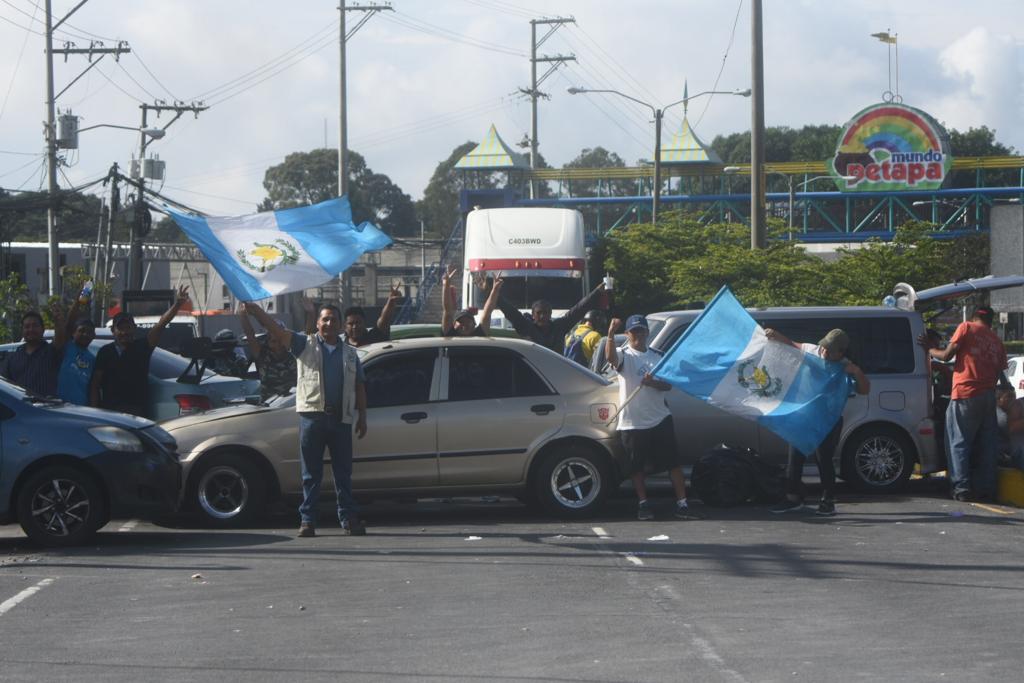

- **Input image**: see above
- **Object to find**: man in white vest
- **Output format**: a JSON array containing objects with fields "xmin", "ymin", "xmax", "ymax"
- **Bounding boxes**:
[{"xmin": 245, "ymin": 302, "xmax": 368, "ymax": 537}]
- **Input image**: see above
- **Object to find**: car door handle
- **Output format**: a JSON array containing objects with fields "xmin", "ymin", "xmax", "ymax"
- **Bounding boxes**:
[
  {"xmin": 531, "ymin": 404, "xmax": 556, "ymax": 415},
  {"xmin": 400, "ymin": 411, "xmax": 428, "ymax": 423}
]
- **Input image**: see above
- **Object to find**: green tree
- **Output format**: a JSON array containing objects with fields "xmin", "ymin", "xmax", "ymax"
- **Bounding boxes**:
[
  {"xmin": 416, "ymin": 141, "xmax": 484, "ymax": 237},
  {"xmin": 0, "ymin": 272, "xmax": 32, "ymax": 343},
  {"xmin": 946, "ymin": 126, "xmax": 1016, "ymax": 188},
  {"xmin": 0, "ymin": 188, "xmax": 107, "ymax": 242},
  {"xmin": 260, "ymin": 149, "xmax": 418, "ymax": 236},
  {"xmin": 563, "ymin": 146, "xmax": 632, "ymax": 197},
  {"xmin": 825, "ymin": 221, "xmax": 990, "ymax": 305}
]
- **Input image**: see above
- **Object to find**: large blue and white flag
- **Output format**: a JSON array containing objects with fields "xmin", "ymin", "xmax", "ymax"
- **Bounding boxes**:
[
  {"xmin": 166, "ymin": 196, "xmax": 392, "ymax": 301},
  {"xmin": 652, "ymin": 286, "xmax": 851, "ymax": 455}
]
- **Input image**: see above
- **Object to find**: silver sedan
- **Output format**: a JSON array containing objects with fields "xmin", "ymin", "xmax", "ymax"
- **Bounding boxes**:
[{"xmin": 162, "ymin": 336, "xmax": 625, "ymax": 525}]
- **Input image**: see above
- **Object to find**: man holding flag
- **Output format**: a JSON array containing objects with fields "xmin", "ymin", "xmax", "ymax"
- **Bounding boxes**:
[
  {"xmin": 169, "ymin": 195, "xmax": 392, "ymax": 537},
  {"xmin": 763, "ymin": 328, "xmax": 869, "ymax": 515},
  {"xmin": 651, "ymin": 286, "xmax": 867, "ymax": 514},
  {"xmin": 606, "ymin": 315, "xmax": 700, "ymax": 521}
]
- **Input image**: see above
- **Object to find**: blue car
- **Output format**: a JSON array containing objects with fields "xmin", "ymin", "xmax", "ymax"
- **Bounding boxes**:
[{"xmin": 0, "ymin": 378, "xmax": 181, "ymax": 546}]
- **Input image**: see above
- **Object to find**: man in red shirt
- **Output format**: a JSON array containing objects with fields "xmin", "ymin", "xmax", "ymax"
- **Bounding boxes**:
[{"xmin": 924, "ymin": 306, "xmax": 1008, "ymax": 501}]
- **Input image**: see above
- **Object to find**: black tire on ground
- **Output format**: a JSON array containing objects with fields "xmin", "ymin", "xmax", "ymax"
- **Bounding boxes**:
[
  {"xmin": 841, "ymin": 425, "xmax": 915, "ymax": 493},
  {"xmin": 532, "ymin": 443, "xmax": 611, "ymax": 518},
  {"xmin": 16, "ymin": 465, "xmax": 106, "ymax": 547},
  {"xmin": 188, "ymin": 452, "xmax": 267, "ymax": 527}
]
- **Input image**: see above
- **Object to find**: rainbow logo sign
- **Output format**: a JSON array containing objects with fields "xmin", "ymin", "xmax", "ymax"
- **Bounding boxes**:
[{"xmin": 830, "ymin": 103, "xmax": 952, "ymax": 192}]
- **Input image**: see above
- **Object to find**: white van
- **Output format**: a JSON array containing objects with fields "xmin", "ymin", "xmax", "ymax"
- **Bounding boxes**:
[{"xmin": 601, "ymin": 276, "xmax": 1024, "ymax": 492}]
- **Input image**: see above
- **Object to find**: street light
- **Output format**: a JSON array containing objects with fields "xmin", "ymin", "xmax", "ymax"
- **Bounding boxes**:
[
  {"xmin": 75, "ymin": 123, "xmax": 166, "ymax": 139},
  {"xmin": 567, "ymin": 86, "xmax": 751, "ymax": 224}
]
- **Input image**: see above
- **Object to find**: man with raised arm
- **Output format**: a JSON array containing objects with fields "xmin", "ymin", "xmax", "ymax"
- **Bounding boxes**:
[
  {"xmin": 345, "ymin": 282, "xmax": 403, "ymax": 347},
  {"xmin": 441, "ymin": 267, "xmax": 503, "ymax": 337},
  {"xmin": 244, "ymin": 300, "xmax": 368, "ymax": 538},
  {"xmin": 90, "ymin": 285, "xmax": 189, "ymax": 417}
]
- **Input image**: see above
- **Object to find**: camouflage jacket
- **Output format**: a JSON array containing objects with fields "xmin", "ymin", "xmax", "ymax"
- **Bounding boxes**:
[{"xmin": 256, "ymin": 344, "xmax": 297, "ymax": 401}]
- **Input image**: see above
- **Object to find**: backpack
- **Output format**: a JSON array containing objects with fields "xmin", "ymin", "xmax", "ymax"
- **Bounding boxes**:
[
  {"xmin": 563, "ymin": 328, "xmax": 590, "ymax": 366},
  {"xmin": 690, "ymin": 444, "xmax": 786, "ymax": 507}
]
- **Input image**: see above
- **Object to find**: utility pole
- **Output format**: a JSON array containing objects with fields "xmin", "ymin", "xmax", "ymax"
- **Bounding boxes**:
[
  {"xmin": 44, "ymin": 0, "xmax": 130, "ymax": 296},
  {"xmin": 521, "ymin": 17, "xmax": 575, "ymax": 199},
  {"xmin": 338, "ymin": 1, "xmax": 392, "ymax": 305},
  {"xmin": 128, "ymin": 101, "xmax": 207, "ymax": 291},
  {"xmin": 749, "ymin": 0, "xmax": 766, "ymax": 249}
]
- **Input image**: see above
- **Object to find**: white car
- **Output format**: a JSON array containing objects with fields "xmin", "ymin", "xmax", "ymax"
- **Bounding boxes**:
[{"xmin": 1007, "ymin": 355, "xmax": 1024, "ymax": 399}]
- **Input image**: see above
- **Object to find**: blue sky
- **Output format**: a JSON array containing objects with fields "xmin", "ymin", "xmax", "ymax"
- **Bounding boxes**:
[{"xmin": 0, "ymin": 0, "xmax": 1021, "ymax": 224}]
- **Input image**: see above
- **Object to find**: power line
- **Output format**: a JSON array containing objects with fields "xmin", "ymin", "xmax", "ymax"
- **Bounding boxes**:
[
  {"xmin": 381, "ymin": 11, "xmax": 526, "ymax": 57},
  {"xmin": 693, "ymin": 0, "xmax": 744, "ymax": 130},
  {"xmin": 0, "ymin": 1, "xmax": 38, "ymax": 124},
  {"xmin": 131, "ymin": 51, "xmax": 180, "ymax": 102},
  {"xmin": 187, "ymin": 21, "xmax": 338, "ymax": 101},
  {"xmin": 115, "ymin": 59, "xmax": 162, "ymax": 102},
  {"xmin": 0, "ymin": 153, "xmax": 46, "ymax": 180},
  {"xmin": 556, "ymin": 69, "xmax": 650, "ymax": 155}
]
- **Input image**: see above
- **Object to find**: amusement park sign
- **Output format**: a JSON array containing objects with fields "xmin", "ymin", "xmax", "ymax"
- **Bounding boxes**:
[{"xmin": 830, "ymin": 103, "xmax": 953, "ymax": 192}]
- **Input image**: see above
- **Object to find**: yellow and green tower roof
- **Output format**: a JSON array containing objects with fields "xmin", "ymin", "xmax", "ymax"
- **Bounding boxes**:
[
  {"xmin": 455, "ymin": 124, "xmax": 529, "ymax": 170},
  {"xmin": 660, "ymin": 81, "xmax": 723, "ymax": 165}
]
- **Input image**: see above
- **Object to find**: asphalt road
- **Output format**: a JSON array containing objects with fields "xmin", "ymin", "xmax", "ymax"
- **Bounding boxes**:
[{"xmin": 1, "ymin": 481, "xmax": 1023, "ymax": 683}]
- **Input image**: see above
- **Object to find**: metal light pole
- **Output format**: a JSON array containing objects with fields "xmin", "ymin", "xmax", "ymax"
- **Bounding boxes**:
[
  {"xmin": 568, "ymin": 86, "xmax": 750, "ymax": 224},
  {"xmin": 43, "ymin": 0, "xmax": 59, "ymax": 297},
  {"xmin": 750, "ymin": 0, "xmax": 766, "ymax": 249}
]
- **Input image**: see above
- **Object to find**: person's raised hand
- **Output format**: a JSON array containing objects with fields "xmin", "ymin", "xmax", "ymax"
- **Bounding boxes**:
[{"xmin": 608, "ymin": 317, "xmax": 622, "ymax": 336}]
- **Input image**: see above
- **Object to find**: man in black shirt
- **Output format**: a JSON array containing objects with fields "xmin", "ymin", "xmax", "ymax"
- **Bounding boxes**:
[
  {"xmin": 0, "ymin": 310, "xmax": 67, "ymax": 395},
  {"xmin": 90, "ymin": 285, "xmax": 189, "ymax": 417},
  {"xmin": 344, "ymin": 283, "xmax": 402, "ymax": 348},
  {"xmin": 496, "ymin": 281, "xmax": 609, "ymax": 353}
]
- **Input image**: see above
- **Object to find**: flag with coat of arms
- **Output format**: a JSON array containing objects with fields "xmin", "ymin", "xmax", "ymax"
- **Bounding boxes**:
[
  {"xmin": 651, "ymin": 286, "xmax": 852, "ymax": 455},
  {"xmin": 166, "ymin": 196, "xmax": 392, "ymax": 301}
]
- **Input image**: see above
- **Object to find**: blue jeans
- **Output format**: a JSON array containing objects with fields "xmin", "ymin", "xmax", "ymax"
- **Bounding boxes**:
[
  {"xmin": 298, "ymin": 412, "xmax": 359, "ymax": 525},
  {"xmin": 945, "ymin": 391, "xmax": 998, "ymax": 498}
]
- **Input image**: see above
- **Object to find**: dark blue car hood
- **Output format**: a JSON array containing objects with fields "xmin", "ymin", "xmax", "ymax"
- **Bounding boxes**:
[{"xmin": 42, "ymin": 402, "xmax": 155, "ymax": 429}]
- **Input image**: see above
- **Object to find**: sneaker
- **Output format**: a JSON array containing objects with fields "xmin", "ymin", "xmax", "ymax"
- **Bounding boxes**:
[
  {"xmin": 637, "ymin": 501, "xmax": 654, "ymax": 521},
  {"xmin": 674, "ymin": 503, "xmax": 703, "ymax": 520},
  {"xmin": 342, "ymin": 514, "xmax": 367, "ymax": 536},
  {"xmin": 953, "ymin": 490, "xmax": 974, "ymax": 502},
  {"xmin": 297, "ymin": 522, "xmax": 316, "ymax": 538},
  {"xmin": 769, "ymin": 498, "xmax": 804, "ymax": 514},
  {"xmin": 815, "ymin": 499, "xmax": 836, "ymax": 516}
]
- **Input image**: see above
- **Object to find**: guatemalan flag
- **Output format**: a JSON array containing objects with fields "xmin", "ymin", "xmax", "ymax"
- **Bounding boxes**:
[
  {"xmin": 652, "ymin": 286, "xmax": 851, "ymax": 456},
  {"xmin": 166, "ymin": 196, "xmax": 392, "ymax": 301}
]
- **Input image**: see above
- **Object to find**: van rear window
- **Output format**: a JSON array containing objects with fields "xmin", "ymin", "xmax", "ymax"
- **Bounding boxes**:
[{"xmin": 766, "ymin": 317, "xmax": 915, "ymax": 374}]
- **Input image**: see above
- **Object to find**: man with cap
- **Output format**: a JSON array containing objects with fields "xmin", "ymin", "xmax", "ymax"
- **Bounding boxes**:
[
  {"xmin": 441, "ymin": 266, "xmax": 502, "ymax": 337},
  {"xmin": 563, "ymin": 309, "xmax": 607, "ymax": 367},
  {"xmin": 922, "ymin": 305, "xmax": 1008, "ymax": 501},
  {"xmin": 90, "ymin": 285, "xmax": 189, "ymax": 417},
  {"xmin": 605, "ymin": 314, "xmax": 700, "ymax": 521},
  {"xmin": 765, "ymin": 327, "xmax": 869, "ymax": 515}
]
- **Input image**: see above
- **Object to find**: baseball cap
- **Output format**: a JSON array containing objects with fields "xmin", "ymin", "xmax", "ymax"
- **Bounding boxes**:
[
  {"xmin": 625, "ymin": 314, "xmax": 648, "ymax": 332},
  {"xmin": 110, "ymin": 311, "xmax": 135, "ymax": 327},
  {"xmin": 454, "ymin": 309, "xmax": 475, "ymax": 323},
  {"xmin": 818, "ymin": 328, "xmax": 850, "ymax": 355},
  {"xmin": 974, "ymin": 305, "xmax": 995, "ymax": 320}
]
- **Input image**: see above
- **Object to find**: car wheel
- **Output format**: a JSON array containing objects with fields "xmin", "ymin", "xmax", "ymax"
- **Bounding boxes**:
[
  {"xmin": 16, "ymin": 466, "xmax": 106, "ymax": 547},
  {"xmin": 841, "ymin": 425, "xmax": 914, "ymax": 493},
  {"xmin": 190, "ymin": 453, "xmax": 266, "ymax": 527},
  {"xmin": 533, "ymin": 443, "xmax": 611, "ymax": 518}
]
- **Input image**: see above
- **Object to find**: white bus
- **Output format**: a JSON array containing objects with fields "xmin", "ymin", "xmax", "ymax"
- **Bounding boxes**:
[{"xmin": 461, "ymin": 207, "xmax": 589, "ymax": 326}]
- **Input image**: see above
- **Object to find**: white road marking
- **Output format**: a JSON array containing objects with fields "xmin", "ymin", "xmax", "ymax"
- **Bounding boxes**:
[
  {"xmin": 591, "ymin": 526, "xmax": 610, "ymax": 538},
  {"xmin": 118, "ymin": 519, "xmax": 140, "ymax": 532},
  {"xmin": 0, "ymin": 578, "xmax": 55, "ymax": 616},
  {"xmin": 622, "ymin": 553, "xmax": 644, "ymax": 566}
]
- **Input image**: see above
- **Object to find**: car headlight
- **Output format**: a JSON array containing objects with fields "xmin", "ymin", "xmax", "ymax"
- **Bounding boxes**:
[{"xmin": 88, "ymin": 426, "xmax": 146, "ymax": 453}]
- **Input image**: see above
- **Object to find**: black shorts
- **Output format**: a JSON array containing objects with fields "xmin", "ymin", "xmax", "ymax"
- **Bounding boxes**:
[{"xmin": 619, "ymin": 415, "xmax": 684, "ymax": 475}]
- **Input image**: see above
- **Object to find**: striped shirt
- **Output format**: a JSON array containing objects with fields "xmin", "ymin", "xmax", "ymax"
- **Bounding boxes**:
[{"xmin": 0, "ymin": 341, "xmax": 62, "ymax": 396}]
